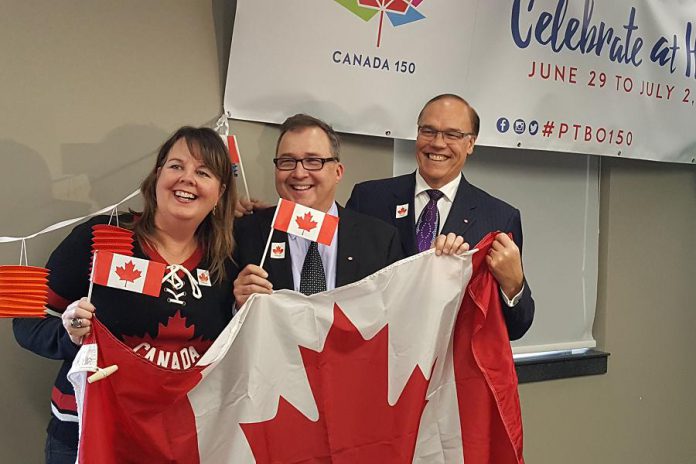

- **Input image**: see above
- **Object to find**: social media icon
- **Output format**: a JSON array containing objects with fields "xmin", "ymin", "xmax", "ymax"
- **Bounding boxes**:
[
  {"xmin": 514, "ymin": 119, "xmax": 526, "ymax": 134},
  {"xmin": 496, "ymin": 117, "xmax": 509, "ymax": 133},
  {"xmin": 529, "ymin": 120, "xmax": 539, "ymax": 135}
]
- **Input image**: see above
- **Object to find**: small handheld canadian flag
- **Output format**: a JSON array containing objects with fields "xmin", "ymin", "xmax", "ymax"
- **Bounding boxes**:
[
  {"xmin": 226, "ymin": 135, "xmax": 241, "ymax": 164},
  {"xmin": 225, "ymin": 134, "xmax": 250, "ymax": 200},
  {"xmin": 273, "ymin": 199, "xmax": 339, "ymax": 245},
  {"xmin": 259, "ymin": 199, "xmax": 339, "ymax": 268},
  {"xmin": 213, "ymin": 115, "xmax": 251, "ymax": 200},
  {"xmin": 91, "ymin": 251, "xmax": 167, "ymax": 297}
]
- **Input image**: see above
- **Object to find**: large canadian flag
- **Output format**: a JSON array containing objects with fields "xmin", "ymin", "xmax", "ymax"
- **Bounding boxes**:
[{"xmin": 69, "ymin": 233, "xmax": 523, "ymax": 463}]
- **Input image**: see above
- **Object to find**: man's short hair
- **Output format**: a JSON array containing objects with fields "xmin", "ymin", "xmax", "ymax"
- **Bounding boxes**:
[
  {"xmin": 276, "ymin": 114, "xmax": 341, "ymax": 159},
  {"xmin": 417, "ymin": 94, "xmax": 480, "ymax": 136}
]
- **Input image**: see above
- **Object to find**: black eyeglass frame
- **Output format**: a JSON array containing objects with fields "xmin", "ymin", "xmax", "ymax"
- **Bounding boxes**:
[
  {"xmin": 272, "ymin": 157, "xmax": 339, "ymax": 171},
  {"xmin": 417, "ymin": 125, "xmax": 474, "ymax": 141}
]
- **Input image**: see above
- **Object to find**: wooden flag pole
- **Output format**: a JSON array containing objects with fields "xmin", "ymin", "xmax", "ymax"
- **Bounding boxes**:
[{"xmin": 87, "ymin": 250, "xmax": 97, "ymax": 303}]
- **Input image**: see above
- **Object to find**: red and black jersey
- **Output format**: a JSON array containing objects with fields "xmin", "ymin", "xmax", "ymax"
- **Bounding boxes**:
[{"xmin": 13, "ymin": 214, "xmax": 238, "ymax": 446}]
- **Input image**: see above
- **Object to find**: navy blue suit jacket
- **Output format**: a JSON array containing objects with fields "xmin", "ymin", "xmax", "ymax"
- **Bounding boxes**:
[
  {"xmin": 346, "ymin": 172, "xmax": 534, "ymax": 340},
  {"xmin": 234, "ymin": 205, "xmax": 403, "ymax": 291}
]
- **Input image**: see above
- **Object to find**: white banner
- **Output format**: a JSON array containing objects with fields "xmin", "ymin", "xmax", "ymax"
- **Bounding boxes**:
[{"xmin": 225, "ymin": 0, "xmax": 696, "ymax": 163}]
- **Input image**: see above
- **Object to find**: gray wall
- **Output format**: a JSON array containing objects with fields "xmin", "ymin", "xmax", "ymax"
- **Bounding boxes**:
[
  {"xmin": 1, "ymin": 1, "xmax": 695, "ymax": 463},
  {"xmin": 1, "ymin": 1, "xmax": 224, "ymax": 462},
  {"xmin": 522, "ymin": 158, "xmax": 696, "ymax": 463}
]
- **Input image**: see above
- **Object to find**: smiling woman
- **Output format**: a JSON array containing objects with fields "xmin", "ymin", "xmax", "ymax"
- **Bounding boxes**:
[
  {"xmin": 134, "ymin": 126, "xmax": 237, "ymax": 279},
  {"xmin": 156, "ymin": 139, "xmax": 224, "ymax": 227},
  {"xmin": 12, "ymin": 126, "xmax": 240, "ymax": 463}
]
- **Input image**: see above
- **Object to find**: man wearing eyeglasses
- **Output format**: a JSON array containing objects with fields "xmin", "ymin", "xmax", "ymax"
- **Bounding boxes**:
[
  {"xmin": 232, "ymin": 113, "xmax": 406, "ymax": 307},
  {"xmin": 346, "ymin": 94, "xmax": 534, "ymax": 340}
]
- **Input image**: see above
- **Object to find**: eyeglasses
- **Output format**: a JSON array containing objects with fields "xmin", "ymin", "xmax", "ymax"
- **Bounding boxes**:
[
  {"xmin": 273, "ymin": 157, "xmax": 338, "ymax": 171},
  {"xmin": 417, "ymin": 126, "xmax": 473, "ymax": 142}
]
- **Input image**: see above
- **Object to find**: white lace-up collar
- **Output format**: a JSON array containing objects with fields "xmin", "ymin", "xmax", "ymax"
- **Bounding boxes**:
[{"xmin": 161, "ymin": 264, "xmax": 202, "ymax": 305}]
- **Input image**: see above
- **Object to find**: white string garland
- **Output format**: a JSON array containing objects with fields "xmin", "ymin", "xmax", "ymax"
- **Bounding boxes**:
[{"xmin": 0, "ymin": 189, "xmax": 141, "ymax": 260}]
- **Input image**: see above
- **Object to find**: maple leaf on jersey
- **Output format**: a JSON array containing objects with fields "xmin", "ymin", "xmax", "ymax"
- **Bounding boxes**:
[
  {"xmin": 122, "ymin": 311, "xmax": 213, "ymax": 369},
  {"xmin": 397, "ymin": 206, "xmax": 407, "ymax": 216},
  {"xmin": 79, "ymin": 317, "xmax": 206, "ymax": 463},
  {"xmin": 241, "ymin": 304, "xmax": 432, "ymax": 463},
  {"xmin": 115, "ymin": 261, "xmax": 142, "ymax": 286},
  {"xmin": 272, "ymin": 245, "xmax": 284, "ymax": 255},
  {"xmin": 198, "ymin": 273, "xmax": 209, "ymax": 284},
  {"xmin": 295, "ymin": 212, "xmax": 318, "ymax": 234}
]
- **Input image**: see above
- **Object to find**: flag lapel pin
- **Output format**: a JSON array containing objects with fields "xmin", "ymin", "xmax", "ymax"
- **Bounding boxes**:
[
  {"xmin": 395, "ymin": 204, "xmax": 409, "ymax": 219},
  {"xmin": 197, "ymin": 269, "xmax": 212, "ymax": 286},
  {"xmin": 270, "ymin": 242, "xmax": 286, "ymax": 259}
]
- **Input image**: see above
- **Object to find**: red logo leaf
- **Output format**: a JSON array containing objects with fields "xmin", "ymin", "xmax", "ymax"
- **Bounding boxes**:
[
  {"xmin": 295, "ymin": 212, "xmax": 318, "ymax": 234},
  {"xmin": 115, "ymin": 261, "xmax": 142, "ymax": 286},
  {"xmin": 241, "ymin": 304, "xmax": 431, "ymax": 462},
  {"xmin": 272, "ymin": 245, "xmax": 284, "ymax": 255},
  {"xmin": 397, "ymin": 207, "xmax": 407, "ymax": 216},
  {"xmin": 198, "ymin": 272, "xmax": 209, "ymax": 284},
  {"xmin": 359, "ymin": 0, "xmax": 409, "ymax": 14}
]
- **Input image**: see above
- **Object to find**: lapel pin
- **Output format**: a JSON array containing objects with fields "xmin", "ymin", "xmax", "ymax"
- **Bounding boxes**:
[
  {"xmin": 196, "ymin": 269, "xmax": 212, "ymax": 286},
  {"xmin": 395, "ymin": 204, "xmax": 409, "ymax": 219},
  {"xmin": 463, "ymin": 218, "xmax": 469, "ymax": 224},
  {"xmin": 347, "ymin": 256, "xmax": 353, "ymax": 261},
  {"xmin": 270, "ymin": 242, "xmax": 286, "ymax": 259}
]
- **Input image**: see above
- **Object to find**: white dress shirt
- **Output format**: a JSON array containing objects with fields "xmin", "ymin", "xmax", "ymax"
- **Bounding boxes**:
[
  {"xmin": 414, "ymin": 171, "xmax": 461, "ymax": 234},
  {"xmin": 414, "ymin": 171, "xmax": 523, "ymax": 307},
  {"xmin": 287, "ymin": 202, "xmax": 339, "ymax": 292}
]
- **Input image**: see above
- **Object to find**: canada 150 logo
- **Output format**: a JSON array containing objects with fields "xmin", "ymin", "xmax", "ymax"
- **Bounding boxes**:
[{"xmin": 334, "ymin": 0, "xmax": 426, "ymax": 48}]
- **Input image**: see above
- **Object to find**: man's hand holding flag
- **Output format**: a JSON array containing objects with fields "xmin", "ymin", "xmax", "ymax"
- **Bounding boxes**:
[{"xmin": 233, "ymin": 199, "xmax": 339, "ymax": 307}]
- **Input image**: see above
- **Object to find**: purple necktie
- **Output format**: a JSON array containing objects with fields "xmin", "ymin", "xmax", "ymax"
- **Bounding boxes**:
[{"xmin": 415, "ymin": 189, "xmax": 444, "ymax": 252}]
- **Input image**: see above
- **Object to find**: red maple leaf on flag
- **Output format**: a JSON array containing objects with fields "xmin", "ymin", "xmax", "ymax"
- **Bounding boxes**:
[
  {"xmin": 115, "ymin": 261, "xmax": 142, "ymax": 286},
  {"xmin": 241, "ymin": 304, "xmax": 432, "ymax": 463},
  {"xmin": 272, "ymin": 245, "xmax": 284, "ymax": 255},
  {"xmin": 398, "ymin": 206, "xmax": 407, "ymax": 216},
  {"xmin": 295, "ymin": 211, "xmax": 318, "ymax": 234}
]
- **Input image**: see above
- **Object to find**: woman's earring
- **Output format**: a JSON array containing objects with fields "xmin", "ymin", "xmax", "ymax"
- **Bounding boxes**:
[{"xmin": 213, "ymin": 204, "xmax": 218, "ymax": 216}]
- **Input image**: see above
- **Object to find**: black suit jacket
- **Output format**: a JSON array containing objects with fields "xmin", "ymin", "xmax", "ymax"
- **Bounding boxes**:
[
  {"xmin": 234, "ymin": 205, "xmax": 403, "ymax": 291},
  {"xmin": 346, "ymin": 172, "xmax": 534, "ymax": 340}
]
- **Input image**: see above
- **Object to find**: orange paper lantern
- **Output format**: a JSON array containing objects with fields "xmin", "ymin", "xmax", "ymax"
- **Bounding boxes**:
[{"xmin": 0, "ymin": 265, "xmax": 50, "ymax": 318}]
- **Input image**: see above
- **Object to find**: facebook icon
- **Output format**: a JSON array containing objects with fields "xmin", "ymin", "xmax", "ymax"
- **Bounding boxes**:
[{"xmin": 496, "ymin": 117, "xmax": 510, "ymax": 133}]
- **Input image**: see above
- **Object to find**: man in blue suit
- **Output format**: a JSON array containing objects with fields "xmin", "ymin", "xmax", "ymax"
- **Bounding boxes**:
[{"xmin": 347, "ymin": 94, "xmax": 534, "ymax": 340}]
